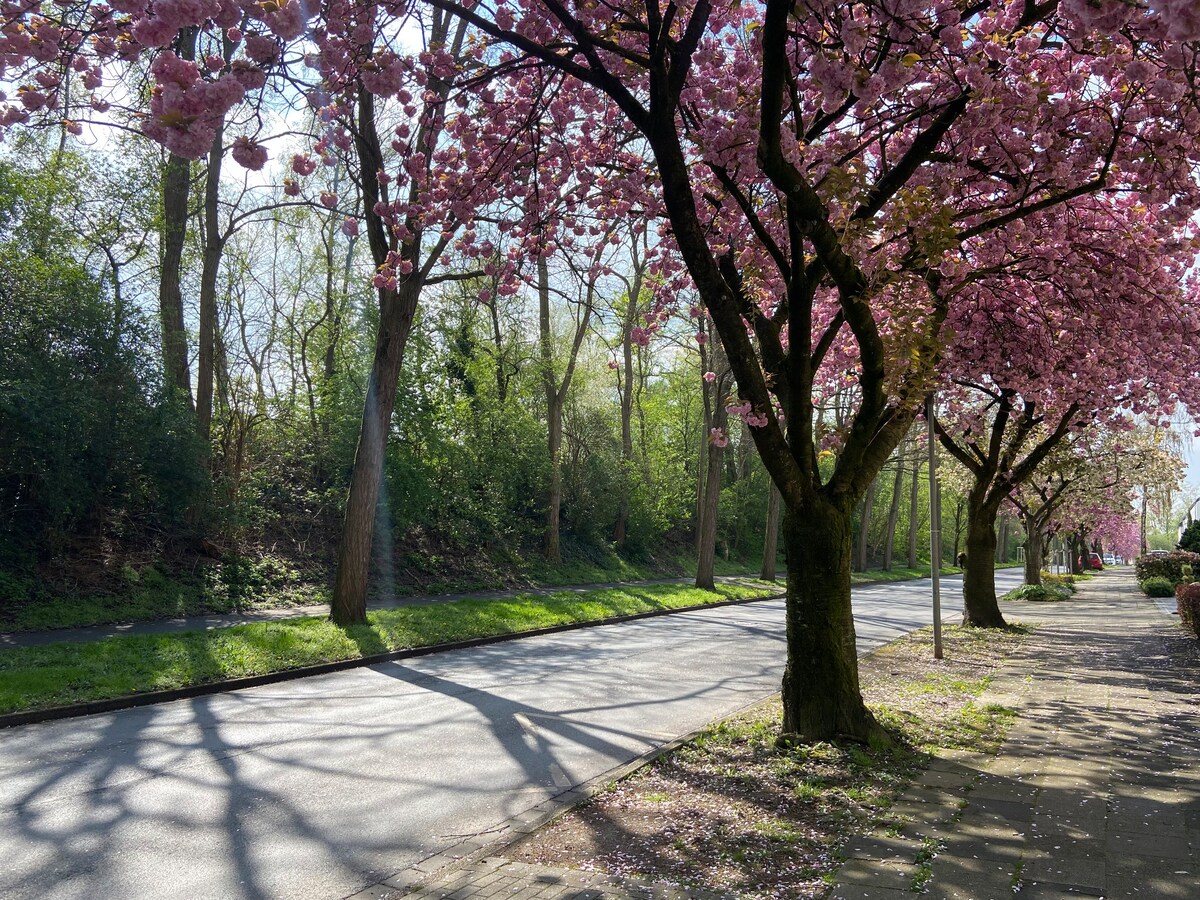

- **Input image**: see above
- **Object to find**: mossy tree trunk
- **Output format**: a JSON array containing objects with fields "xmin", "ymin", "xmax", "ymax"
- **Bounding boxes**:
[
  {"xmin": 780, "ymin": 499, "xmax": 887, "ymax": 743},
  {"xmin": 962, "ymin": 490, "xmax": 1007, "ymax": 627}
]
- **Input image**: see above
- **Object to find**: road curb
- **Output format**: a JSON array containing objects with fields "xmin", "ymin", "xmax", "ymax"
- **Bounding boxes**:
[
  {"xmin": 0, "ymin": 587, "xmax": 784, "ymax": 730},
  {"xmin": 346, "ymin": 691, "xmax": 786, "ymax": 900}
]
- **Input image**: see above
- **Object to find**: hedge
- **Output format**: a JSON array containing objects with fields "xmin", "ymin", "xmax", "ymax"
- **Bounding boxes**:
[
  {"xmin": 1178, "ymin": 583, "xmax": 1200, "ymax": 639},
  {"xmin": 1134, "ymin": 551, "xmax": 1200, "ymax": 585}
]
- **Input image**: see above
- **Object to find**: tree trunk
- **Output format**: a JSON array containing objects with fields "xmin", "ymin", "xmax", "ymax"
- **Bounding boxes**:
[
  {"xmin": 761, "ymin": 484, "xmax": 781, "ymax": 581},
  {"xmin": 882, "ymin": 459, "xmax": 903, "ymax": 570},
  {"xmin": 907, "ymin": 455, "xmax": 921, "ymax": 568},
  {"xmin": 545, "ymin": 394, "xmax": 563, "ymax": 563},
  {"xmin": 696, "ymin": 401, "xmax": 727, "ymax": 589},
  {"xmin": 160, "ymin": 150, "xmax": 192, "ymax": 401},
  {"xmin": 780, "ymin": 500, "xmax": 887, "ymax": 743},
  {"xmin": 539, "ymin": 253, "xmax": 563, "ymax": 563},
  {"xmin": 613, "ymin": 308, "xmax": 635, "ymax": 546},
  {"xmin": 196, "ymin": 123, "xmax": 225, "ymax": 445},
  {"xmin": 854, "ymin": 478, "xmax": 877, "ymax": 572},
  {"xmin": 331, "ymin": 284, "xmax": 418, "ymax": 624},
  {"xmin": 1023, "ymin": 527, "xmax": 1044, "ymax": 586},
  {"xmin": 962, "ymin": 491, "xmax": 1007, "ymax": 627}
]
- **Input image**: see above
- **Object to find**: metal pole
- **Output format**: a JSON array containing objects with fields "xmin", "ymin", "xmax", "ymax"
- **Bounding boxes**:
[{"xmin": 927, "ymin": 393, "xmax": 943, "ymax": 660}]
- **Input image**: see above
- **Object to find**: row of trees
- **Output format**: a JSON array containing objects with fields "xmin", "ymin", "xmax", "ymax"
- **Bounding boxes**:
[{"xmin": 3, "ymin": 0, "xmax": 1199, "ymax": 744}]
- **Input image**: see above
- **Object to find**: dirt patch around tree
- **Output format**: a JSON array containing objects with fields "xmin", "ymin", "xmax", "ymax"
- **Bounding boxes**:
[{"xmin": 509, "ymin": 623, "xmax": 1029, "ymax": 899}]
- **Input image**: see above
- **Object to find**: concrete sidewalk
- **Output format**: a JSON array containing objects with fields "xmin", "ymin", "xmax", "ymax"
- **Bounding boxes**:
[{"xmin": 385, "ymin": 571, "xmax": 1199, "ymax": 899}]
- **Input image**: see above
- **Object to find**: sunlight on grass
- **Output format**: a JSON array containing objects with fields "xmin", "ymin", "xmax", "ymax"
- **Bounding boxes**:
[{"xmin": 0, "ymin": 582, "xmax": 777, "ymax": 715}]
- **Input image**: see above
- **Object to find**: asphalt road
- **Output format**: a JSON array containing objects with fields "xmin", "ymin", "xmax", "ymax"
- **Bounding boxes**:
[{"xmin": 0, "ymin": 570, "xmax": 1024, "ymax": 900}]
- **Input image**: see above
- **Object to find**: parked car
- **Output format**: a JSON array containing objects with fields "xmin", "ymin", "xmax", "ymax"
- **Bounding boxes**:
[
  {"xmin": 1088, "ymin": 552, "xmax": 1103, "ymax": 570},
  {"xmin": 1103, "ymin": 554, "xmax": 1117, "ymax": 566}
]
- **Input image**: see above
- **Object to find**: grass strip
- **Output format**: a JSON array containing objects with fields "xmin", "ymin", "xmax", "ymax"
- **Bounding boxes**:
[
  {"xmin": 0, "ymin": 582, "xmax": 776, "ymax": 716},
  {"xmin": 511, "ymin": 622, "xmax": 1030, "ymax": 899}
]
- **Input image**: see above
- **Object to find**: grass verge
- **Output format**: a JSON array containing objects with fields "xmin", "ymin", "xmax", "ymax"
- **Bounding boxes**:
[
  {"xmin": 511, "ymin": 622, "xmax": 1029, "ymax": 899},
  {"xmin": 0, "ymin": 582, "xmax": 776, "ymax": 716}
]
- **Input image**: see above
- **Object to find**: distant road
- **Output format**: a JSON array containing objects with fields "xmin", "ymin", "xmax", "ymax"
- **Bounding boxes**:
[{"xmin": 0, "ymin": 569, "xmax": 1024, "ymax": 900}]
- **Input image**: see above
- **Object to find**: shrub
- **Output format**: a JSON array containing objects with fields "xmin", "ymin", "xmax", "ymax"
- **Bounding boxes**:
[
  {"xmin": 1140, "ymin": 576, "xmax": 1176, "ymax": 598},
  {"xmin": 1178, "ymin": 583, "xmax": 1200, "ymax": 638},
  {"xmin": 1004, "ymin": 584, "xmax": 1071, "ymax": 602},
  {"xmin": 1179, "ymin": 521, "xmax": 1200, "ymax": 554},
  {"xmin": 1134, "ymin": 552, "xmax": 1200, "ymax": 585}
]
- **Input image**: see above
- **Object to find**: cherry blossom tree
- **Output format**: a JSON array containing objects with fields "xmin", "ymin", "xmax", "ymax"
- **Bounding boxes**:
[
  {"xmin": 6, "ymin": 0, "xmax": 1200, "ymax": 742},
  {"xmin": 933, "ymin": 191, "xmax": 1200, "ymax": 625},
  {"xmin": 412, "ymin": 0, "xmax": 1200, "ymax": 742},
  {"xmin": 1009, "ymin": 425, "xmax": 1184, "ymax": 584}
]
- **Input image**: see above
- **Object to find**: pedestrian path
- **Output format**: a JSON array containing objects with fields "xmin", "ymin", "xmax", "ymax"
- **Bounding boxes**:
[
  {"xmin": 832, "ymin": 571, "xmax": 1199, "ymax": 899},
  {"xmin": 385, "ymin": 572, "xmax": 1199, "ymax": 899}
]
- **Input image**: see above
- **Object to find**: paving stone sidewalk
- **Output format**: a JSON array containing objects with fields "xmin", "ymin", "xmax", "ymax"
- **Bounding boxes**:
[
  {"xmin": 378, "ymin": 570, "xmax": 1198, "ymax": 900},
  {"xmin": 832, "ymin": 571, "xmax": 1200, "ymax": 899}
]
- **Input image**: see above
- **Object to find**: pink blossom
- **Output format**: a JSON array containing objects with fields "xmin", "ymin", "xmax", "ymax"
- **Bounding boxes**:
[
  {"xmin": 709, "ymin": 428, "xmax": 729, "ymax": 449},
  {"xmin": 231, "ymin": 135, "xmax": 267, "ymax": 170},
  {"xmin": 319, "ymin": 191, "xmax": 338, "ymax": 209},
  {"xmin": 292, "ymin": 154, "xmax": 317, "ymax": 176},
  {"xmin": 703, "ymin": 371, "xmax": 717, "ymax": 383},
  {"xmin": 341, "ymin": 217, "xmax": 360, "ymax": 237}
]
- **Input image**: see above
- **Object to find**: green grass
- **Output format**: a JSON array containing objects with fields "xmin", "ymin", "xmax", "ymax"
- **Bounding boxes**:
[{"xmin": 0, "ymin": 582, "xmax": 777, "ymax": 716}]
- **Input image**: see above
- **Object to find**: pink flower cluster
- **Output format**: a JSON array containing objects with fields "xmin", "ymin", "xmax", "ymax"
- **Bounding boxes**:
[
  {"xmin": 230, "ymin": 134, "xmax": 267, "ymax": 170},
  {"xmin": 142, "ymin": 51, "xmax": 245, "ymax": 158}
]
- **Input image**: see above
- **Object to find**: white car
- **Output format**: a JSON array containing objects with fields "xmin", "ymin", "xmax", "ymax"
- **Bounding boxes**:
[{"xmin": 1102, "ymin": 554, "xmax": 1116, "ymax": 566}]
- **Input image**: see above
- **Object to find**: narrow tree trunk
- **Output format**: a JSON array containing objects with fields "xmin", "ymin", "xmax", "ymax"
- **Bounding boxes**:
[
  {"xmin": 907, "ymin": 455, "xmax": 921, "ymax": 568},
  {"xmin": 1140, "ymin": 492, "xmax": 1149, "ymax": 556},
  {"xmin": 962, "ymin": 491, "xmax": 1007, "ymax": 627},
  {"xmin": 780, "ymin": 500, "xmax": 887, "ymax": 744},
  {"xmin": 160, "ymin": 151, "xmax": 192, "ymax": 401},
  {"xmin": 883, "ymin": 459, "xmax": 903, "ymax": 570},
  {"xmin": 761, "ymin": 484, "xmax": 781, "ymax": 581},
  {"xmin": 854, "ymin": 478, "xmax": 877, "ymax": 572},
  {"xmin": 331, "ymin": 285, "xmax": 418, "ymax": 625},
  {"xmin": 539, "ymin": 253, "xmax": 562, "ymax": 564},
  {"xmin": 158, "ymin": 27, "xmax": 196, "ymax": 403},
  {"xmin": 696, "ymin": 402, "xmax": 727, "ymax": 589},
  {"xmin": 613, "ymin": 313, "xmax": 635, "ymax": 546},
  {"xmin": 196, "ymin": 123, "xmax": 225, "ymax": 445},
  {"xmin": 545, "ymin": 396, "xmax": 563, "ymax": 563}
]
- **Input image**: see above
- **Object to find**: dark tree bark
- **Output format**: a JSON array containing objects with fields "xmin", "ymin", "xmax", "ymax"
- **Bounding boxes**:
[
  {"xmin": 1023, "ymin": 526, "xmax": 1045, "ymax": 584},
  {"xmin": 780, "ymin": 500, "xmax": 882, "ymax": 742},
  {"xmin": 962, "ymin": 490, "xmax": 1007, "ymax": 627}
]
